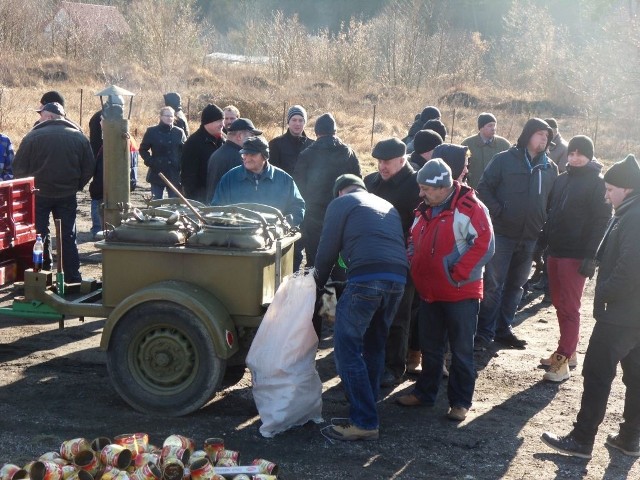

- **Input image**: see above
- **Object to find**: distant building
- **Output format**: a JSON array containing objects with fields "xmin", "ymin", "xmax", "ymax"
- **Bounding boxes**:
[{"xmin": 45, "ymin": 1, "xmax": 129, "ymax": 56}]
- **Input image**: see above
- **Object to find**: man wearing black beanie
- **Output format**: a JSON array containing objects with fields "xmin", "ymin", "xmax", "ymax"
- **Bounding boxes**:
[
  {"xmin": 542, "ymin": 154, "xmax": 640, "ymax": 459},
  {"xmin": 294, "ymin": 112, "xmax": 360, "ymax": 276},
  {"xmin": 409, "ymin": 129, "xmax": 443, "ymax": 169},
  {"xmin": 180, "ymin": 103, "xmax": 225, "ymax": 202},
  {"xmin": 461, "ymin": 112, "xmax": 511, "ymax": 188}
]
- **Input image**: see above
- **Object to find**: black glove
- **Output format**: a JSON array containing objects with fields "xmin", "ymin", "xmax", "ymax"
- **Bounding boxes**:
[{"xmin": 578, "ymin": 258, "xmax": 598, "ymax": 279}]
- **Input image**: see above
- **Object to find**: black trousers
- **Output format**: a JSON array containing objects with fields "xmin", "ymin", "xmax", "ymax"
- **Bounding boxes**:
[{"xmin": 571, "ymin": 321, "xmax": 640, "ymax": 444}]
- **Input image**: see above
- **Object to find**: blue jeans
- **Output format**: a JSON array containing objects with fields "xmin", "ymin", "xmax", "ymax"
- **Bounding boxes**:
[
  {"xmin": 90, "ymin": 199, "xmax": 102, "ymax": 236},
  {"xmin": 413, "ymin": 299, "xmax": 479, "ymax": 409},
  {"xmin": 476, "ymin": 235, "xmax": 536, "ymax": 340},
  {"xmin": 35, "ymin": 194, "xmax": 81, "ymax": 282},
  {"xmin": 150, "ymin": 183, "xmax": 177, "ymax": 200},
  {"xmin": 334, "ymin": 280, "xmax": 405, "ymax": 430}
]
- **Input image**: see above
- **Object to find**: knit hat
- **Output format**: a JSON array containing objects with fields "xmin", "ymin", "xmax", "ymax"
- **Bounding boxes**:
[
  {"xmin": 477, "ymin": 112, "xmax": 497, "ymax": 130},
  {"xmin": 423, "ymin": 119, "xmax": 447, "ymax": 141},
  {"xmin": 287, "ymin": 105, "xmax": 307, "ymax": 123},
  {"xmin": 333, "ymin": 174, "xmax": 366, "ymax": 198},
  {"xmin": 40, "ymin": 91, "xmax": 64, "ymax": 107},
  {"xmin": 239, "ymin": 136, "xmax": 269, "ymax": 159},
  {"xmin": 420, "ymin": 106, "xmax": 441, "ymax": 123},
  {"xmin": 433, "ymin": 144, "xmax": 468, "ymax": 180},
  {"xmin": 228, "ymin": 118, "xmax": 262, "ymax": 135},
  {"xmin": 567, "ymin": 135, "xmax": 594, "ymax": 160},
  {"xmin": 36, "ymin": 102, "xmax": 65, "ymax": 116},
  {"xmin": 372, "ymin": 138, "xmax": 406, "ymax": 160},
  {"xmin": 314, "ymin": 113, "xmax": 336, "ymax": 136},
  {"xmin": 413, "ymin": 129, "xmax": 443, "ymax": 154},
  {"xmin": 417, "ymin": 159, "xmax": 453, "ymax": 188},
  {"xmin": 200, "ymin": 104, "xmax": 224, "ymax": 125},
  {"xmin": 604, "ymin": 154, "xmax": 640, "ymax": 189},
  {"xmin": 544, "ymin": 118, "xmax": 558, "ymax": 130}
]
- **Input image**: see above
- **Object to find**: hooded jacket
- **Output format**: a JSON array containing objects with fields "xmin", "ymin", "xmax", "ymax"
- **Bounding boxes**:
[
  {"xmin": 409, "ymin": 182, "xmax": 494, "ymax": 302},
  {"xmin": 432, "ymin": 144, "xmax": 469, "ymax": 181},
  {"xmin": 13, "ymin": 118, "xmax": 95, "ymax": 198},
  {"xmin": 477, "ymin": 118, "xmax": 558, "ymax": 240},
  {"xmin": 593, "ymin": 193, "xmax": 640, "ymax": 327},
  {"xmin": 545, "ymin": 160, "xmax": 611, "ymax": 259}
]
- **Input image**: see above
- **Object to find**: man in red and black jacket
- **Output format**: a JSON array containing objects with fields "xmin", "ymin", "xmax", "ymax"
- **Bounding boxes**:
[{"xmin": 396, "ymin": 159, "xmax": 494, "ymax": 423}]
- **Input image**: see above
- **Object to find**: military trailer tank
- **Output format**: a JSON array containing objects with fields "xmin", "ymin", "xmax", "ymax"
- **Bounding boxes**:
[{"xmin": 7, "ymin": 86, "xmax": 299, "ymax": 416}]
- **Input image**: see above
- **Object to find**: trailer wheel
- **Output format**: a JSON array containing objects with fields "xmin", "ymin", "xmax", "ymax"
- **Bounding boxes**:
[{"xmin": 106, "ymin": 301, "xmax": 226, "ymax": 416}]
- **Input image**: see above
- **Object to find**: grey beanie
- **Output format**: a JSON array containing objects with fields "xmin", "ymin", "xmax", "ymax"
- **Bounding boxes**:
[
  {"xmin": 314, "ymin": 113, "xmax": 337, "ymax": 136},
  {"xmin": 417, "ymin": 159, "xmax": 453, "ymax": 188},
  {"xmin": 287, "ymin": 105, "xmax": 307, "ymax": 123}
]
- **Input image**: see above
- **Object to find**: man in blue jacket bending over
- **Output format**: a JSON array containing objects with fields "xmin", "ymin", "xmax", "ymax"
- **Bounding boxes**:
[{"xmin": 315, "ymin": 174, "xmax": 408, "ymax": 442}]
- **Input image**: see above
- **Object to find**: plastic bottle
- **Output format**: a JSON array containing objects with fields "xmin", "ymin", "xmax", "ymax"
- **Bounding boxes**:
[{"xmin": 32, "ymin": 234, "xmax": 43, "ymax": 272}]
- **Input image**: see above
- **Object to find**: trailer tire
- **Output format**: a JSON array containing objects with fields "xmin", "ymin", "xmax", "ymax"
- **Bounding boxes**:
[{"xmin": 106, "ymin": 300, "xmax": 226, "ymax": 416}]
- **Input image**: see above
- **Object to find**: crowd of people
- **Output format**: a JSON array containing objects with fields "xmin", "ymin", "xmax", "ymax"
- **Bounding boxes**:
[{"xmin": 3, "ymin": 91, "xmax": 640, "ymax": 458}]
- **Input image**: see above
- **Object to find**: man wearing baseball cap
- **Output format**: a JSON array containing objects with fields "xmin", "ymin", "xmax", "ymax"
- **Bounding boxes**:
[
  {"xmin": 14, "ymin": 102, "xmax": 95, "ymax": 283},
  {"xmin": 211, "ymin": 136, "xmax": 305, "ymax": 229},
  {"xmin": 542, "ymin": 154, "xmax": 640, "ymax": 459},
  {"xmin": 206, "ymin": 118, "xmax": 262, "ymax": 201}
]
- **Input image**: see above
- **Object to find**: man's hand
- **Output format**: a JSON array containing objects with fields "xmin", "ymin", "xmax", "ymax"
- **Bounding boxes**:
[{"xmin": 578, "ymin": 258, "xmax": 598, "ymax": 279}]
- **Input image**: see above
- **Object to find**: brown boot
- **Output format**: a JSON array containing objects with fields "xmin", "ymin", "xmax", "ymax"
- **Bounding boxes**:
[
  {"xmin": 406, "ymin": 350, "xmax": 422, "ymax": 374},
  {"xmin": 540, "ymin": 351, "xmax": 578, "ymax": 368},
  {"xmin": 543, "ymin": 354, "xmax": 570, "ymax": 382}
]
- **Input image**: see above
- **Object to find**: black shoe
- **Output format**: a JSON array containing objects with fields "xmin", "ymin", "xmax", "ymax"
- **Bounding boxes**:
[
  {"xmin": 474, "ymin": 336, "xmax": 492, "ymax": 352},
  {"xmin": 540, "ymin": 432, "xmax": 592, "ymax": 459},
  {"xmin": 380, "ymin": 370, "xmax": 403, "ymax": 388},
  {"xmin": 606, "ymin": 433, "xmax": 640, "ymax": 457},
  {"xmin": 494, "ymin": 332, "xmax": 527, "ymax": 349}
]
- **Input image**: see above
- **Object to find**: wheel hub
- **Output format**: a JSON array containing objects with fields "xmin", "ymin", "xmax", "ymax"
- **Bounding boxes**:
[{"xmin": 135, "ymin": 328, "xmax": 196, "ymax": 388}]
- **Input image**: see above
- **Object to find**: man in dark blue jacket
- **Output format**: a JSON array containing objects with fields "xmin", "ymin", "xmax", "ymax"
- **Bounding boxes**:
[
  {"xmin": 315, "ymin": 174, "xmax": 407, "ymax": 442},
  {"xmin": 475, "ymin": 118, "xmax": 558, "ymax": 349}
]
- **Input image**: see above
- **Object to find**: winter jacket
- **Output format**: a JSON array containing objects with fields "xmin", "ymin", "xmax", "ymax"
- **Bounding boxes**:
[
  {"xmin": 409, "ymin": 183, "xmax": 494, "ymax": 302},
  {"xmin": 206, "ymin": 140, "xmax": 242, "ymax": 203},
  {"xmin": 364, "ymin": 161, "xmax": 420, "ymax": 238},
  {"xmin": 548, "ymin": 133, "xmax": 568, "ymax": 173},
  {"xmin": 269, "ymin": 129, "xmax": 313, "ymax": 175},
  {"xmin": 13, "ymin": 118, "xmax": 95, "ymax": 198},
  {"xmin": 593, "ymin": 193, "xmax": 640, "ymax": 327},
  {"xmin": 409, "ymin": 150, "xmax": 427, "ymax": 170},
  {"xmin": 477, "ymin": 119, "xmax": 558, "ymax": 240},
  {"xmin": 314, "ymin": 189, "xmax": 408, "ymax": 288},
  {"xmin": 181, "ymin": 125, "xmax": 224, "ymax": 203},
  {"xmin": 294, "ymin": 135, "xmax": 360, "ymax": 225},
  {"xmin": 212, "ymin": 163, "xmax": 305, "ymax": 227},
  {"xmin": 460, "ymin": 133, "xmax": 511, "ymax": 188},
  {"xmin": 545, "ymin": 161, "xmax": 611, "ymax": 259},
  {"xmin": 139, "ymin": 122, "xmax": 186, "ymax": 188}
]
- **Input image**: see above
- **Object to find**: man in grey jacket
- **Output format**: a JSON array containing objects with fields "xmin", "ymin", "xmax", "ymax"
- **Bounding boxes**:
[{"xmin": 14, "ymin": 102, "xmax": 95, "ymax": 282}]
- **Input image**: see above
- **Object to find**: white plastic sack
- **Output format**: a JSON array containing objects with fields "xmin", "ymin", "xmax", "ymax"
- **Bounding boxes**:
[{"xmin": 246, "ymin": 269, "xmax": 323, "ymax": 437}]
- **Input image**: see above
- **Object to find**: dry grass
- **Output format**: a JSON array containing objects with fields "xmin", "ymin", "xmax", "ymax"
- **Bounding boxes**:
[{"xmin": 0, "ymin": 57, "xmax": 636, "ymax": 170}]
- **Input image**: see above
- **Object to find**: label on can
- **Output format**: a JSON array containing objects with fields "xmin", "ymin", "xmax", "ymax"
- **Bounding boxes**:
[{"xmin": 250, "ymin": 459, "xmax": 277, "ymax": 475}]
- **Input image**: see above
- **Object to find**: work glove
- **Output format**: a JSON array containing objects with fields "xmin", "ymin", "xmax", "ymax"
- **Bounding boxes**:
[{"xmin": 578, "ymin": 258, "xmax": 598, "ymax": 279}]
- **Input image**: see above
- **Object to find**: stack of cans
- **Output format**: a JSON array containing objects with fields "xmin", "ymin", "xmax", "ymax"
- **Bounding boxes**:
[{"xmin": 0, "ymin": 434, "xmax": 278, "ymax": 480}]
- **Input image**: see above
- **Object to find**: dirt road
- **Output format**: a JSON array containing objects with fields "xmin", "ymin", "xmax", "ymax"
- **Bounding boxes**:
[{"xmin": 0, "ymin": 189, "xmax": 638, "ymax": 479}]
